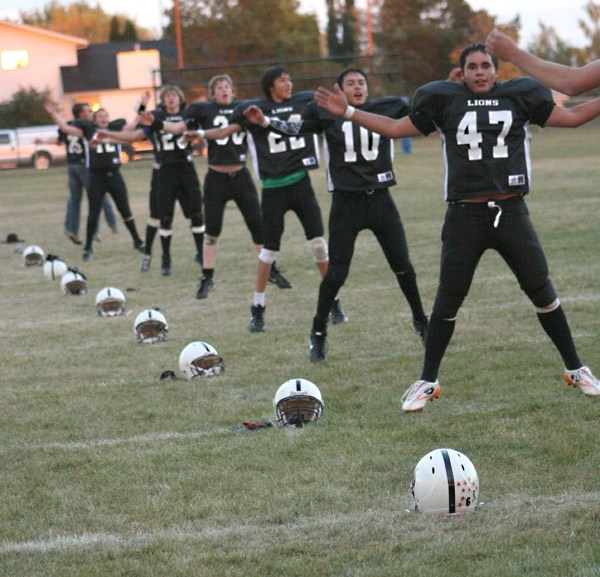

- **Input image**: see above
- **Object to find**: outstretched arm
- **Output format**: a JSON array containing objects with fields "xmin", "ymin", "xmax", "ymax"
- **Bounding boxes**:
[
  {"xmin": 486, "ymin": 28, "xmax": 600, "ymax": 96},
  {"xmin": 314, "ymin": 84, "xmax": 421, "ymax": 138},
  {"xmin": 545, "ymin": 96, "xmax": 600, "ymax": 127},
  {"xmin": 95, "ymin": 128, "xmax": 147, "ymax": 143},
  {"xmin": 43, "ymin": 100, "xmax": 83, "ymax": 137}
]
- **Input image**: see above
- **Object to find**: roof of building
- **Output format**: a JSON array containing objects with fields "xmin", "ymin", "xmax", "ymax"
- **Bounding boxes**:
[{"xmin": 0, "ymin": 20, "xmax": 89, "ymax": 48}]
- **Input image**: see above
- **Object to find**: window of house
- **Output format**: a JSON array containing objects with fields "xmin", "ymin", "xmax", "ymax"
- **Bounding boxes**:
[{"xmin": 1, "ymin": 50, "xmax": 29, "ymax": 70}]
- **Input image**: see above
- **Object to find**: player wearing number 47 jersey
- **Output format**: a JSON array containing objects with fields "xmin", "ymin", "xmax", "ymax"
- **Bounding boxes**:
[
  {"xmin": 315, "ymin": 43, "xmax": 600, "ymax": 409},
  {"xmin": 244, "ymin": 68, "xmax": 428, "ymax": 362}
]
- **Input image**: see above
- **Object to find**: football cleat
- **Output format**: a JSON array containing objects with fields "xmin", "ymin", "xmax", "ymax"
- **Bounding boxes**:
[
  {"xmin": 133, "ymin": 240, "xmax": 145, "ymax": 253},
  {"xmin": 269, "ymin": 262, "xmax": 292, "ymax": 289},
  {"xmin": 564, "ymin": 366, "xmax": 600, "ymax": 396},
  {"xmin": 309, "ymin": 330, "xmax": 327, "ymax": 363},
  {"xmin": 329, "ymin": 298, "xmax": 348, "ymax": 325},
  {"xmin": 82, "ymin": 248, "xmax": 93, "ymax": 262},
  {"xmin": 140, "ymin": 254, "xmax": 152, "ymax": 272},
  {"xmin": 401, "ymin": 379, "xmax": 441, "ymax": 412},
  {"xmin": 248, "ymin": 304, "xmax": 265, "ymax": 332},
  {"xmin": 196, "ymin": 276, "xmax": 214, "ymax": 299}
]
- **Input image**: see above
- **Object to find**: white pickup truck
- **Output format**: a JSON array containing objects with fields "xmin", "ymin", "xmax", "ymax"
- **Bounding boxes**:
[{"xmin": 0, "ymin": 124, "xmax": 67, "ymax": 170}]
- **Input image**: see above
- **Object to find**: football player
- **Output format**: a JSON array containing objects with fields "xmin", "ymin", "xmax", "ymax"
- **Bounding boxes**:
[
  {"xmin": 177, "ymin": 74, "xmax": 291, "ymax": 298},
  {"xmin": 315, "ymin": 43, "xmax": 600, "ymax": 409}
]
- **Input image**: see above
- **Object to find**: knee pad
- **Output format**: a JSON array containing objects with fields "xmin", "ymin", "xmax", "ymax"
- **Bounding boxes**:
[
  {"xmin": 190, "ymin": 213, "xmax": 206, "ymax": 235},
  {"xmin": 147, "ymin": 217, "xmax": 160, "ymax": 228},
  {"xmin": 308, "ymin": 236, "xmax": 328, "ymax": 263},
  {"xmin": 534, "ymin": 298, "xmax": 560, "ymax": 314},
  {"xmin": 259, "ymin": 248, "xmax": 278, "ymax": 265},
  {"xmin": 525, "ymin": 280, "xmax": 557, "ymax": 309}
]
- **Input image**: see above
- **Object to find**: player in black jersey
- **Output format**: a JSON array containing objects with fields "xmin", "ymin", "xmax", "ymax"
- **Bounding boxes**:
[
  {"xmin": 37, "ymin": 102, "xmax": 117, "ymax": 245},
  {"xmin": 45, "ymin": 102, "xmax": 145, "ymax": 261},
  {"xmin": 179, "ymin": 74, "xmax": 290, "ymax": 298},
  {"xmin": 143, "ymin": 85, "xmax": 205, "ymax": 277},
  {"xmin": 487, "ymin": 28, "xmax": 600, "ymax": 96},
  {"xmin": 244, "ymin": 68, "xmax": 428, "ymax": 363},
  {"xmin": 315, "ymin": 43, "xmax": 600, "ymax": 409}
]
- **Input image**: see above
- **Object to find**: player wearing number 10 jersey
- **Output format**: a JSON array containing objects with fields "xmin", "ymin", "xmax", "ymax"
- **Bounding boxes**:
[
  {"xmin": 314, "ymin": 42, "xmax": 600, "ymax": 409},
  {"xmin": 245, "ymin": 68, "xmax": 428, "ymax": 362}
]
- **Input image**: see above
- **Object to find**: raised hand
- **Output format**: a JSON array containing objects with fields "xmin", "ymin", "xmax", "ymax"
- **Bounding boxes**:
[{"xmin": 314, "ymin": 84, "xmax": 348, "ymax": 116}]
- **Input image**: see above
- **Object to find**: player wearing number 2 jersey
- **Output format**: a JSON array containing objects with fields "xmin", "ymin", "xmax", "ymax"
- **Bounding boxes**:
[
  {"xmin": 245, "ymin": 68, "xmax": 428, "ymax": 362},
  {"xmin": 315, "ymin": 43, "xmax": 600, "ymax": 409}
]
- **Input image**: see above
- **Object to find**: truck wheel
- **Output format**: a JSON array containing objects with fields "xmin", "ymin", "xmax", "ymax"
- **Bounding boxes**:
[{"xmin": 33, "ymin": 152, "xmax": 51, "ymax": 170}]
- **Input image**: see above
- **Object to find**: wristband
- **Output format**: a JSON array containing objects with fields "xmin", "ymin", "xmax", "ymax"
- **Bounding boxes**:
[
  {"xmin": 151, "ymin": 118, "xmax": 164, "ymax": 132},
  {"xmin": 197, "ymin": 129, "xmax": 206, "ymax": 139},
  {"xmin": 260, "ymin": 117, "xmax": 271, "ymax": 128},
  {"xmin": 343, "ymin": 105, "xmax": 356, "ymax": 120}
]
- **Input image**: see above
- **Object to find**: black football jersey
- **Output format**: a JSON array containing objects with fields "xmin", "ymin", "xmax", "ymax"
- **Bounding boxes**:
[
  {"xmin": 409, "ymin": 77, "xmax": 555, "ymax": 201},
  {"xmin": 59, "ymin": 121, "xmax": 89, "ymax": 164},
  {"xmin": 149, "ymin": 108, "xmax": 194, "ymax": 165},
  {"xmin": 269, "ymin": 96, "xmax": 410, "ymax": 191},
  {"xmin": 230, "ymin": 91, "xmax": 319, "ymax": 180},
  {"xmin": 184, "ymin": 100, "xmax": 248, "ymax": 165},
  {"xmin": 78, "ymin": 119, "xmax": 126, "ymax": 169}
]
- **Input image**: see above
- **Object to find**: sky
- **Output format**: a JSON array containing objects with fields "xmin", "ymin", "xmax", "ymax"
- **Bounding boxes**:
[{"xmin": 0, "ymin": 0, "xmax": 590, "ymax": 48}]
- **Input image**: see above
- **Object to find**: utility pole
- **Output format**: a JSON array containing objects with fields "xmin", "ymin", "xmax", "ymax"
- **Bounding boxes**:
[{"xmin": 174, "ymin": 0, "xmax": 184, "ymax": 68}]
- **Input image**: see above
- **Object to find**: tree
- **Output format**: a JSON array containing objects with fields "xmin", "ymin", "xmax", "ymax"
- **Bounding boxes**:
[
  {"xmin": 20, "ymin": 1, "xmax": 150, "ymax": 42},
  {"xmin": 578, "ymin": 1, "xmax": 600, "ymax": 63},
  {"xmin": 162, "ymin": 0, "xmax": 321, "ymax": 96},
  {"xmin": 528, "ymin": 23, "xmax": 576, "ymax": 67},
  {"xmin": 0, "ymin": 87, "xmax": 52, "ymax": 127},
  {"xmin": 327, "ymin": 0, "xmax": 358, "ymax": 62},
  {"xmin": 374, "ymin": 0, "xmax": 476, "ymax": 94}
]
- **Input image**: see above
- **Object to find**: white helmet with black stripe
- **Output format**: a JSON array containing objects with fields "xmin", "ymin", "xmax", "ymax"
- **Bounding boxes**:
[
  {"xmin": 411, "ymin": 448, "xmax": 479, "ymax": 514},
  {"xmin": 134, "ymin": 308, "xmax": 168, "ymax": 343},
  {"xmin": 179, "ymin": 341, "xmax": 224, "ymax": 379},
  {"xmin": 95, "ymin": 287, "xmax": 126, "ymax": 317},
  {"xmin": 273, "ymin": 378, "xmax": 323, "ymax": 427}
]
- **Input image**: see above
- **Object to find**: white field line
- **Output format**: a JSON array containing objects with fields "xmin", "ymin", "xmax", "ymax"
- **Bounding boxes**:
[
  {"xmin": 2, "ymin": 493, "xmax": 599, "ymax": 554},
  {"xmin": 3, "ymin": 428, "xmax": 235, "ymax": 453}
]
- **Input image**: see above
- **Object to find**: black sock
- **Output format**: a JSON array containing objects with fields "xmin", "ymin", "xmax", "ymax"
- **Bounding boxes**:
[
  {"xmin": 536, "ymin": 306, "xmax": 581, "ymax": 370},
  {"xmin": 421, "ymin": 316, "xmax": 456, "ymax": 382}
]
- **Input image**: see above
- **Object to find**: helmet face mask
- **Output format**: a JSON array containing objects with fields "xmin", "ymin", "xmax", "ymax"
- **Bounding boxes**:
[
  {"xmin": 179, "ymin": 342, "xmax": 224, "ymax": 379},
  {"xmin": 411, "ymin": 448, "xmax": 479, "ymax": 515},
  {"xmin": 61, "ymin": 271, "xmax": 87, "ymax": 295},
  {"xmin": 23, "ymin": 245, "xmax": 44, "ymax": 266},
  {"xmin": 273, "ymin": 378, "xmax": 323, "ymax": 427},
  {"xmin": 134, "ymin": 309, "xmax": 168, "ymax": 344},
  {"xmin": 96, "ymin": 287, "xmax": 126, "ymax": 317}
]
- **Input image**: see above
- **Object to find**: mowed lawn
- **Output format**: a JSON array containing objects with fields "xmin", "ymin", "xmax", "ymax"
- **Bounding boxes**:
[{"xmin": 0, "ymin": 122, "xmax": 599, "ymax": 577}]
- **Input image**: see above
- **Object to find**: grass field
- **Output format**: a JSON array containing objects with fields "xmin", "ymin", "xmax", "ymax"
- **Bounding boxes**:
[{"xmin": 1, "ymin": 123, "xmax": 599, "ymax": 577}]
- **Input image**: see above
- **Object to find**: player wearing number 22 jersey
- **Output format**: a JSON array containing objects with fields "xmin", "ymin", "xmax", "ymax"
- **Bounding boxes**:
[{"xmin": 256, "ymin": 68, "xmax": 428, "ymax": 362}]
